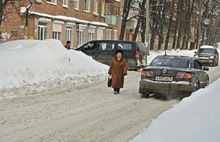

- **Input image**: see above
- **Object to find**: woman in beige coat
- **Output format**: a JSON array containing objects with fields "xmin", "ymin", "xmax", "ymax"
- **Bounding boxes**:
[{"xmin": 108, "ymin": 50, "xmax": 127, "ymax": 94}]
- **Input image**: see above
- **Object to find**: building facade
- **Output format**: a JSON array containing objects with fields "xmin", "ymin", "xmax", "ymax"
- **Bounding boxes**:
[{"xmin": 0, "ymin": 0, "xmax": 122, "ymax": 48}]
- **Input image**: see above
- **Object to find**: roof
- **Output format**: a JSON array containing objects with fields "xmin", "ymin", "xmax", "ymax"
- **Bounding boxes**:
[
  {"xmin": 29, "ymin": 11, "xmax": 108, "ymax": 27},
  {"xmin": 156, "ymin": 55, "xmax": 193, "ymax": 59},
  {"xmin": 200, "ymin": 45, "xmax": 215, "ymax": 49}
]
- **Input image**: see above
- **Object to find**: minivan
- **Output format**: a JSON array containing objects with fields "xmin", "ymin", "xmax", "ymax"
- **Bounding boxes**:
[{"xmin": 75, "ymin": 40, "xmax": 148, "ymax": 70}]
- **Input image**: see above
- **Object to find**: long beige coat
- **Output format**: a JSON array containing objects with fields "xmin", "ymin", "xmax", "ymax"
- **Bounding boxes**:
[{"xmin": 108, "ymin": 57, "xmax": 127, "ymax": 88}]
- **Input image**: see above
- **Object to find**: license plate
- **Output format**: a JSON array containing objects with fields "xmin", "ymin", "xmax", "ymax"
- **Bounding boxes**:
[{"xmin": 155, "ymin": 76, "xmax": 173, "ymax": 81}]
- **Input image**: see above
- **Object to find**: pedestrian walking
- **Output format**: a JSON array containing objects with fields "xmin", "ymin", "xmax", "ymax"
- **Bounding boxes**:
[
  {"xmin": 64, "ymin": 41, "xmax": 71, "ymax": 50},
  {"xmin": 108, "ymin": 50, "xmax": 127, "ymax": 94}
]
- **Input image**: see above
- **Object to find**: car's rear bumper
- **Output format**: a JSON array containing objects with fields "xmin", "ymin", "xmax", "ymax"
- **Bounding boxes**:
[{"xmin": 139, "ymin": 80, "xmax": 196, "ymax": 94}]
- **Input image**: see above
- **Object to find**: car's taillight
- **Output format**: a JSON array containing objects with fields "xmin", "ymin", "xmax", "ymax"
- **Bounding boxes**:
[
  {"xmin": 142, "ymin": 71, "xmax": 153, "ymax": 77},
  {"xmin": 176, "ymin": 72, "xmax": 192, "ymax": 79},
  {"xmin": 135, "ymin": 51, "xmax": 140, "ymax": 60}
]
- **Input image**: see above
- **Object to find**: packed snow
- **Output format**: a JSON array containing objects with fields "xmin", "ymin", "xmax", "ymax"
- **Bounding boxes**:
[{"xmin": 0, "ymin": 39, "xmax": 108, "ymax": 100}]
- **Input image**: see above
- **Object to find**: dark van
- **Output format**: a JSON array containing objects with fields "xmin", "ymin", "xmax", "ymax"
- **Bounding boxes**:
[{"xmin": 75, "ymin": 40, "xmax": 148, "ymax": 70}]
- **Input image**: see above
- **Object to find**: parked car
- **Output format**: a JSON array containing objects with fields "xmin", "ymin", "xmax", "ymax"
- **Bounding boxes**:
[
  {"xmin": 194, "ymin": 45, "xmax": 219, "ymax": 66},
  {"xmin": 139, "ymin": 55, "xmax": 209, "ymax": 99},
  {"xmin": 75, "ymin": 40, "xmax": 148, "ymax": 70}
]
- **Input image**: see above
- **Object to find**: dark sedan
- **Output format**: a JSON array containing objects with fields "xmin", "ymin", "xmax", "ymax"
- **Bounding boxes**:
[
  {"xmin": 194, "ymin": 45, "xmax": 219, "ymax": 66},
  {"xmin": 139, "ymin": 55, "xmax": 209, "ymax": 99}
]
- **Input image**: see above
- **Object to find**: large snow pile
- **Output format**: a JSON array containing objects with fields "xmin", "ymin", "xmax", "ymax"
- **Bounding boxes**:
[
  {"xmin": 0, "ymin": 39, "xmax": 108, "ymax": 100},
  {"xmin": 131, "ymin": 78, "xmax": 220, "ymax": 142}
]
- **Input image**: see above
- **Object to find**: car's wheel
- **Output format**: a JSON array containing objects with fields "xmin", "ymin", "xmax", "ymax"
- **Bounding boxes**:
[
  {"xmin": 141, "ymin": 92, "xmax": 150, "ymax": 98},
  {"xmin": 212, "ymin": 61, "xmax": 216, "ymax": 67},
  {"xmin": 194, "ymin": 80, "xmax": 200, "ymax": 90}
]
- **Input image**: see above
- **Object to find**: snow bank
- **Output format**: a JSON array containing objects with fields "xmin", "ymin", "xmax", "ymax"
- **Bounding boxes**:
[
  {"xmin": 0, "ymin": 39, "xmax": 108, "ymax": 100},
  {"xmin": 131, "ymin": 78, "xmax": 220, "ymax": 142}
]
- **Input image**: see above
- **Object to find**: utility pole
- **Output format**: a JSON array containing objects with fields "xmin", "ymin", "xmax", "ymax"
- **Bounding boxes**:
[
  {"xmin": 25, "ymin": 0, "xmax": 33, "ymax": 39},
  {"xmin": 145, "ymin": 0, "xmax": 150, "ymax": 55},
  {"xmin": 196, "ymin": 0, "xmax": 201, "ymax": 49}
]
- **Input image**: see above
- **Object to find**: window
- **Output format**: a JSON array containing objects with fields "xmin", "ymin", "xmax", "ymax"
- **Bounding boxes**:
[
  {"xmin": 38, "ymin": 22, "xmax": 48, "ymax": 40},
  {"xmin": 84, "ymin": 42, "xmax": 96, "ymax": 50},
  {"xmin": 47, "ymin": 0, "xmax": 56, "ymax": 4},
  {"xmin": 93, "ymin": 0, "xmax": 98, "ymax": 14},
  {"xmin": 88, "ymin": 27, "xmax": 95, "ymax": 41},
  {"xmin": 66, "ymin": 26, "xmax": 73, "ymax": 45},
  {"xmin": 99, "ymin": 42, "xmax": 115, "ymax": 51},
  {"xmin": 194, "ymin": 61, "xmax": 202, "ymax": 69},
  {"xmin": 105, "ymin": 2, "xmax": 120, "ymax": 15},
  {"xmin": 74, "ymin": 0, "xmax": 79, "ymax": 10},
  {"xmin": 106, "ymin": 30, "xmax": 111, "ymax": 40},
  {"xmin": 84, "ymin": 0, "xmax": 90, "ymax": 12},
  {"xmin": 78, "ymin": 30, "xmax": 85, "ymax": 46},
  {"xmin": 118, "ymin": 43, "xmax": 132, "ymax": 50},
  {"xmin": 97, "ymin": 29, "xmax": 104, "ymax": 40},
  {"xmin": 63, "ymin": 0, "xmax": 68, "ymax": 7},
  {"xmin": 53, "ymin": 23, "xmax": 62, "ymax": 41},
  {"xmin": 101, "ymin": 2, "xmax": 105, "ymax": 16},
  {"xmin": 114, "ymin": 30, "xmax": 117, "ymax": 40},
  {"xmin": 53, "ymin": 32, "xmax": 61, "ymax": 40}
]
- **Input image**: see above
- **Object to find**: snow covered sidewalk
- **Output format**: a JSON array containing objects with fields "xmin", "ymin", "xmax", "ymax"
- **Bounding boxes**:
[
  {"xmin": 131, "ymin": 78, "xmax": 220, "ymax": 142},
  {"xmin": 0, "ymin": 39, "xmax": 108, "ymax": 100}
]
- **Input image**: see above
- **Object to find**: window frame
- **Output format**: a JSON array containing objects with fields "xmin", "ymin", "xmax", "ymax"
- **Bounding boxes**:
[
  {"xmin": 93, "ymin": 0, "xmax": 98, "ymax": 15},
  {"xmin": 38, "ymin": 22, "xmax": 48, "ymax": 40},
  {"xmin": 84, "ymin": 0, "xmax": 90, "ymax": 12},
  {"xmin": 62, "ymin": 0, "xmax": 68, "ymax": 7},
  {"xmin": 66, "ymin": 26, "xmax": 73, "ymax": 46},
  {"xmin": 74, "ymin": 0, "xmax": 79, "ymax": 10},
  {"xmin": 47, "ymin": 0, "xmax": 57, "ymax": 5}
]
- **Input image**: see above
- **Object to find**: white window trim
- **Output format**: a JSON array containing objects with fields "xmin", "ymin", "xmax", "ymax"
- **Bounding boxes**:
[
  {"xmin": 62, "ymin": 0, "xmax": 68, "ymax": 7},
  {"xmin": 54, "ymin": 20, "xmax": 64, "ymax": 24},
  {"xmin": 66, "ymin": 22, "xmax": 76, "ymax": 26},
  {"xmin": 84, "ymin": 0, "xmax": 90, "ymax": 12},
  {"xmin": 74, "ymin": 0, "xmax": 79, "ymax": 10},
  {"xmin": 93, "ymin": 0, "xmax": 98, "ymax": 15},
  {"xmin": 47, "ymin": 0, "xmax": 57, "ymax": 5},
  {"xmin": 38, "ymin": 18, "xmax": 51, "ymax": 23}
]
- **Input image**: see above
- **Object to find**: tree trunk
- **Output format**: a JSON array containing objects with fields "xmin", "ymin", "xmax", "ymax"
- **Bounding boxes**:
[
  {"xmin": 0, "ymin": 0, "xmax": 8, "ymax": 26},
  {"xmin": 165, "ymin": 1, "xmax": 175, "ymax": 50},
  {"xmin": 133, "ymin": 18, "xmax": 141, "ymax": 41},
  {"xmin": 119, "ymin": 0, "xmax": 133, "ymax": 40}
]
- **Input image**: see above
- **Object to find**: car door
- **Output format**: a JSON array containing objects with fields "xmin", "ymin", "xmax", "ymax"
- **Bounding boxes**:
[
  {"xmin": 81, "ymin": 41, "xmax": 98, "ymax": 60},
  {"xmin": 96, "ymin": 41, "xmax": 116, "ymax": 66},
  {"xmin": 194, "ymin": 60, "xmax": 207, "ymax": 87}
]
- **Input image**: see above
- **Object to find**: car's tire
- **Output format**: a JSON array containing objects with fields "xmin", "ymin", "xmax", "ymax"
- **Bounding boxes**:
[
  {"xmin": 194, "ymin": 80, "xmax": 200, "ymax": 91},
  {"xmin": 141, "ymin": 92, "xmax": 150, "ymax": 98},
  {"xmin": 212, "ymin": 61, "xmax": 216, "ymax": 67}
]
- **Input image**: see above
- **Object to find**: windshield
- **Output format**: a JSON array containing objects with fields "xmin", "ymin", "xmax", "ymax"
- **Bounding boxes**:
[
  {"xmin": 150, "ymin": 57, "xmax": 189, "ymax": 68},
  {"xmin": 198, "ymin": 48, "xmax": 215, "ymax": 54}
]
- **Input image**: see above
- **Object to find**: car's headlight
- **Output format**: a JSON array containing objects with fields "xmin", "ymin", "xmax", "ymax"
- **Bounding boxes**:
[
  {"xmin": 194, "ymin": 55, "xmax": 198, "ymax": 58},
  {"xmin": 210, "ymin": 56, "xmax": 214, "ymax": 59}
]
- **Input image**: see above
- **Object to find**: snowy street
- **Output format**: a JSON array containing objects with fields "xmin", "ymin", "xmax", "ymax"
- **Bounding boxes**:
[
  {"xmin": 0, "ymin": 40, "xmax": 220, "ymax": 142},
  {"xmin": 1, "ymin": 65, "xmax": 220, "ymax": 142}
]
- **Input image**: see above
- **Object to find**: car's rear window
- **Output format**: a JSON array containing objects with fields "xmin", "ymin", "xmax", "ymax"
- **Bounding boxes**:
[
  {"xmin": 198, "ymin": 48, "xmax": 215, "ymax": 54},
  {"xmin": 150, "ymin": 57, "xmax": 189, "ymax": 68}
]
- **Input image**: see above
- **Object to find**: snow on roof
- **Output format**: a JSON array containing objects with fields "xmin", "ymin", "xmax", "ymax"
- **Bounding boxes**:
[
  {"xmin": 29, "ymin": 11, "xmax": 108, "ymax": 27},
  {"xmin": 200, "ymin": 45, "xmax": 215, "ymax": 49}
]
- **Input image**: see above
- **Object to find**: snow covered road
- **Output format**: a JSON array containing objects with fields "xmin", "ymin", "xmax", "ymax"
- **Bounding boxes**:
[{"xmin": 1, "ymin": 65, "xmax": 220, "ymax": 142}]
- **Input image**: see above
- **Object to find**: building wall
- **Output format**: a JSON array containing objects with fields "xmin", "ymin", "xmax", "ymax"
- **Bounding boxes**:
[{"xmin": 0, "ymin": 0, "xmax": 116, "ymax": 49}]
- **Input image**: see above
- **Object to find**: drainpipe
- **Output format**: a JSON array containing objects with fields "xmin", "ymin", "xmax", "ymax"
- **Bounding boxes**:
[{"xmin": 25, "ymin": 0, "xmax": 33, "ymax": 39}]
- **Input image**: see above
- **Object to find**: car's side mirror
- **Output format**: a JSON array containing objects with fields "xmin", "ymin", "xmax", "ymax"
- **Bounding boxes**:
[
  {"xmin": 203, "ymin": 66, "xmax": 209, "ymax": 71},
  {"xmin": 194, "ymin": 51, "xmax": 197, "ymax": 54}
]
